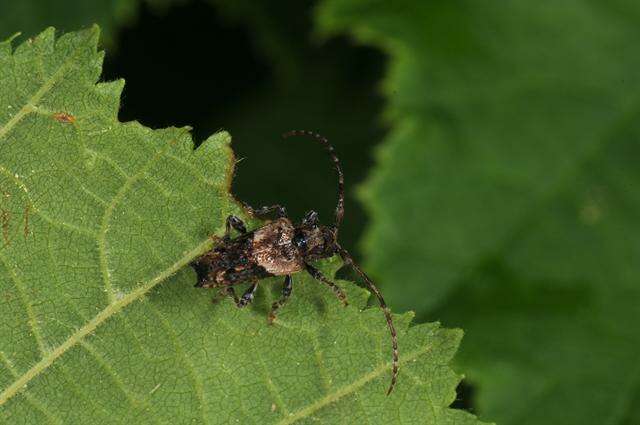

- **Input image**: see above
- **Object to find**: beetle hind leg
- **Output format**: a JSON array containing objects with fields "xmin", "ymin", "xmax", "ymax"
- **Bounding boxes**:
[{"xmin": 268, "ymin": 275, "xmax": 293, "ymax": 324}]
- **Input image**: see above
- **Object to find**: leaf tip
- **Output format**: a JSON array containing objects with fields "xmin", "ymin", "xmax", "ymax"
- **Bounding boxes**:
[
  {"xmin": 213, "ymin": 130, "xmax": 232, "ymax": 145},
  {"xmin": 90, "ymin": 23, "xmax": 102, "ymax": 34},
  {"xmin": 34, "ymin": 27, "xmax": 57, "ymax": 47},
  {"xmin": 197, "ymin": 130, "xmax": 232, "ymax": 154}
]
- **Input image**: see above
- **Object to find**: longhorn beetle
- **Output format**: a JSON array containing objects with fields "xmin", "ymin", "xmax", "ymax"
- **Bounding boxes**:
[{"xmin": 193, "ymin": 130, "xmax": 399, "ymax": 395}]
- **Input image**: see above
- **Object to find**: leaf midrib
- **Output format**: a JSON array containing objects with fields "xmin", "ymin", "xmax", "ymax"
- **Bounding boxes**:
[{"xmin": 0, "ymin": 237, "xmax": 214, "ymax": 406}]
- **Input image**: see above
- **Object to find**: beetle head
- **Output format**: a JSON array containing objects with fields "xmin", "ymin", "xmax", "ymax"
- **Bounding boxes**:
[{"xmin": 293, "ymin": 210, "xmax": 337, "ymax": 261}]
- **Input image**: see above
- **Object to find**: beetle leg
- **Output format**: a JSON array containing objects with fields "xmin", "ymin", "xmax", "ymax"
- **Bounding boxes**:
[
  {"xmin": 268, "ymin": 275, "xmax": 293, "ymax": 324},
  {"xmin": 237, "ymin": 282, "xmax": 259, "ymax": 308},
  {"xmin": 225, "ymin": 215, "xmax": 247, "ymax": 240},
  {"xmin": 302, "ymin": 210, "xmax": 319, "ymax": 227},
  {"xmin": 305, "ymin": 264, "xmax": 348, "ymax": 306},
  {"xmin": 242, "ymin": 202, "xmax": 287, "ymax": 219}
]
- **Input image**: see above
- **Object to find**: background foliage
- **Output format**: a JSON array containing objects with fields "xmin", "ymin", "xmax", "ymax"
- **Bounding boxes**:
[
  {"xmin": 317, "ymin": 2, "xmax": 640, "ymax": 424},
  {"xmin": 1, "ymin": 1, "xmax": 638, "ymax": 424}
]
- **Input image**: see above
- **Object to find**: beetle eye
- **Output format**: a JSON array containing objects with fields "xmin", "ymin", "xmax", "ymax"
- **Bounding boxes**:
[{"xmin": 293, "ymin": 232, "xmax": 307, "ymax": 250}]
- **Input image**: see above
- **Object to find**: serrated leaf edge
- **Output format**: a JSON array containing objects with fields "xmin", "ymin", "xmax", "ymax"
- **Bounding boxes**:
[{"xmin": 0, "ymin": 26, "xmax": 98, "ymax": 143}]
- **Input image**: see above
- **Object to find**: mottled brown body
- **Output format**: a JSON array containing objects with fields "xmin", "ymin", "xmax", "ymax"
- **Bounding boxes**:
[
  {"xmin": 251, "ymin": 218, "xmax": 303, "ymax": 275},
  {"xmin": 195, "ymin": 232, "xmax": 269, "ymax": 288},
  {"xmin": 195, "ymin": 218, "xmax": 309, "ymax": 288}
]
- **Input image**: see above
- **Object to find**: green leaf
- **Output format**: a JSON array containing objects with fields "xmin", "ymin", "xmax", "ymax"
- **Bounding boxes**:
[
  {"xmin": 317, "ymin": 1, "xmax": 640, "ymax": 424},
  {"xmin": 0, "ymin": 27, "xmax": 486, "ymax": 424}
]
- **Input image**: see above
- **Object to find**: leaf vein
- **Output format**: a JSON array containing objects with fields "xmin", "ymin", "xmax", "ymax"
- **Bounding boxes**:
[
  {"xmin": 0, "ymin": 31, "xmax": 90, "ymax": 143},
  {"xmin": 0, "ymin": 164, "xmax": 97, "ymax": 237},
  {"xmin": 0, "ymin": 251, "xmax": 47, "ymax": 355},
  {"xmin": 57, "ymin": 363, "xmax": 113, "ymax": 422},
  {"xmin": 98, "ymin": 141, "xmax": 179, "ymax": 303},
  {"xmin": 276, "ymin": 343, "xmax": 433, "ymax": 425},
  {"xmin": 146, "ymin": 302, "xmax": 209, "ymax": 425},
  {"xmin": 252, "ymin": 335, "xmax": 291, "ymax": 417},
  {"xmin": 163, "ymin": 152, "xmax": 216, "ymax": 187},
  {"xmin": 78, "ymin": 340, "xmax": 165, "ymax": 425},
  {"xmin": 0, "ymin": 236, "xmax": 216, "ymax": 407},
  {"xmin": 0, "ymin": 352, "xmax": 63, "ymax": 425}
]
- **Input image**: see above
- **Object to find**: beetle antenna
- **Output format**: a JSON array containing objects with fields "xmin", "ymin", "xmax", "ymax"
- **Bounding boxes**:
[
  {"xmin": 282, "ymin": 130, "xmax": 345, "ymax": 235},
  {"xmin": 336, "ymin": 244, "xmax": 399, "ymax": 395}
]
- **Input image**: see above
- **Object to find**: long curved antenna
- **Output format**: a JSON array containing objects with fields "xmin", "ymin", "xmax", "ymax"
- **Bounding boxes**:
[
  {"xmin": 282, "ymin": 130, "xmax": 345, "ymax": 235},
  {"xmin": 337, "ymin": 244, "xmax": 399, "ymax": 395}
]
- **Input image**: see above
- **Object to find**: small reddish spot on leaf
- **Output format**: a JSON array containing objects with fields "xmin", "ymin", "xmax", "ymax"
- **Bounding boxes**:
[
  {"xmin": 1, "ymin": 209, "xmax": 9, "ymax": 246},
  {"xmin": 52, "ymin": 112, "xmax": 76, "ymax": 124},
  {"xmin": 23, "ymin": 204, "xmax": 30, "ymax": 239}
]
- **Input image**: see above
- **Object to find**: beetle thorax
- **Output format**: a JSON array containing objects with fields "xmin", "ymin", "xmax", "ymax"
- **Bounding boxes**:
[{"xmin": 251, "ymin": 218, "xmax": 304, "ymax": 275}]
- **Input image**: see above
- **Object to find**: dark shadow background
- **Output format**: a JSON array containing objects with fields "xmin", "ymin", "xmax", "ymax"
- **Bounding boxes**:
[{"xmin": 102, "ymin": 0, "xmax": 387, "ymax": 256}]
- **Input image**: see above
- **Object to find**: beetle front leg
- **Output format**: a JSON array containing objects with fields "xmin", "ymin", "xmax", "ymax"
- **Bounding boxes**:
[
  {"xmin": 242, "ymin": 202, "xmax": 287, "ymax": 219},
  {"xmin": 224, "ymin": 215, "xmax": 247, "ymax": 240},
  {"xmin": 237, "ymin": 282, "xmax": 259, "ymax": 308},
  {"xmin": 302, "ymin": 210, "xmax": 319, "ymax": 227},
  {"xmin": 268, "ymin": 275, "xmax": 293, "ymax": 324}
]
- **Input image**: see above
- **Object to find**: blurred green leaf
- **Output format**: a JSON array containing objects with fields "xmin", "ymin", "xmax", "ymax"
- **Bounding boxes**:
[
  {"xmin": 0, "ymin": 27, "xmax": 486, "ymax": 424},
  {"xmin": 0, "ymin": 0, "xmax": 183, "ymax": 45},
  {"xmin": 318, "ymin": 1, "xmax": 640, "ymax": 424},
  {"xmin": 0, "ymin": 0, "xmax": 138, "ymax": 44}
]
